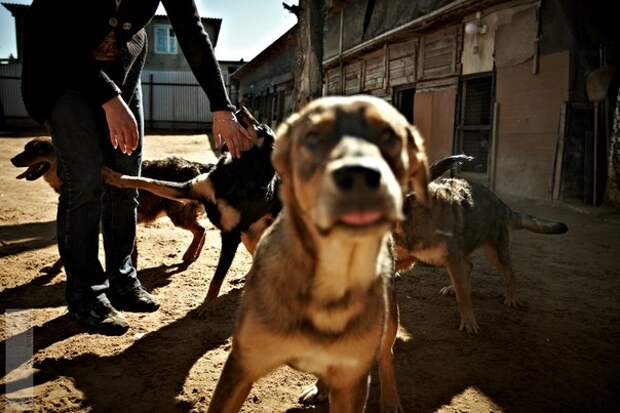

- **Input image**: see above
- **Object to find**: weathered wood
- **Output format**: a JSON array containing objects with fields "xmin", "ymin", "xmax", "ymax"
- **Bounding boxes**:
[
  {"xmin": 418, "ymin": 26, "xmax": 459, "ymax": 80},
  {"xmin": 552, "ymin": 102, "xmax": 567, "ymax": 201},
  {"xmin": 291, "ymin": 0, "xmax": 326, "ymax": 110},
  {"xmin": 604, "ymin": 86, "xmax": 620, "ymax": 206}
]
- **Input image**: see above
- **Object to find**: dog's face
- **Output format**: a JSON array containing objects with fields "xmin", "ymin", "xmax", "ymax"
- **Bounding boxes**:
[
  {"xmin": 234, "ymin": 106, "xmax": 275, "ymax": 148},
  {"xmin": 273, "ymin": 95, "xmax": 428, "ymax": 238},
  {"xmin": 11, "ymin": 138, "xmax": 56, "ymax": 181}
]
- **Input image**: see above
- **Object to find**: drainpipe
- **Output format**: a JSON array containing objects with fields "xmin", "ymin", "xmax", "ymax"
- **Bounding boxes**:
[
  {"xmin": 339, "ymin": 8, "xmax": 344, "ymax": 94},
  {"xmin": 532, "ymin": 0, "xmax": 542, "ymax": 74}
]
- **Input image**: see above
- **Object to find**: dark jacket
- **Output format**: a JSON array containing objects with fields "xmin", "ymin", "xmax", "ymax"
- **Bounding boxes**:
[{"xmin": 22, "ymin": 0, "xmax": 234, "ymax": 124}]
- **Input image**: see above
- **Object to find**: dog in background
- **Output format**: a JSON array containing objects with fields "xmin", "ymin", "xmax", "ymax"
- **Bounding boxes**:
[
  {"xmin": 206, "ymin": 95, "xmax": 429, "ymax": 413},
  {"xmin": 102, "ymin": 106, "xmax": 281, "ymax": 305},
  {"xmin": 394, "ymin": 160, "xmax": 568, "ymax": 334},
  {"xmin": 11, "ymin": 138, "xmax": 212, "ymax": 275}
]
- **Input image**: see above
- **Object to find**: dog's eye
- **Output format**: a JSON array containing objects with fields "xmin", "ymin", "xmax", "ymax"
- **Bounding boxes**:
[
  {"xmin": 378, "ymin": 130, "xmax": 401, "ymax": 153},
  {"xmin": 302, "ymin": 132, "xmax": 324, "ymax": 149}
]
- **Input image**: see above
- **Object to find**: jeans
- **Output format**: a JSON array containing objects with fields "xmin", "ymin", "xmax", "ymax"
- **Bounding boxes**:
[{"xmin": 48, "ymin": 84, "xmax": 144, "ymax": 310}]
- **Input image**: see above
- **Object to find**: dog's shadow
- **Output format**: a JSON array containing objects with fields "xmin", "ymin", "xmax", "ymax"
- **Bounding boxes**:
[
  {"xmin": 3, "ymin": 289, "xmax": 243, "ymax": 412},
  {"xmin": 392, "ymin": 267, "xmax": 618, "ymax": 412},
  {"xmin": 0, "ymin": 220, "xmax": 57, "ymax": 258}
]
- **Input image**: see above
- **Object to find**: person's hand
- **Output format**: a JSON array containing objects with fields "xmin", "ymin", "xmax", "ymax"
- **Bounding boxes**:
[
  {"xmin": 102, "ymin": 95, "xmax": 139, "ymax": 156},
  {"xmin": 212, "ymin": 110, "xmax": 253, "ymax": 158}
]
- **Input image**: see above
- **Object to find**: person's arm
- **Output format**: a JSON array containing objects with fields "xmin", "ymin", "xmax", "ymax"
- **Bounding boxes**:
[{"xmin": 162, "ymin": 0, "xmax": 252, "ymax": 157}]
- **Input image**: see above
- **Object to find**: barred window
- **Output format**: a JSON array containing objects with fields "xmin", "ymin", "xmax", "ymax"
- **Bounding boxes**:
[{"xmin": 455, "ymin": 74, "xmax": 494, "ymax": 174}]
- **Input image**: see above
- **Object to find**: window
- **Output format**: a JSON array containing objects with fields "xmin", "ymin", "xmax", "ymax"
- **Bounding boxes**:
[
  {"xmin": 455, "ymin": 73, "xmax": 495, "ymax": 174},
  {"xmin": 393, "ymin": 86, "xmax": 416, "ymax": 123},
  {"xmin": 154, "ymin": 24, "xmax": 177, "ymax": 54}
]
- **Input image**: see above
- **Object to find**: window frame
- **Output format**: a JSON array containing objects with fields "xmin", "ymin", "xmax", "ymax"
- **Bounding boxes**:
[
  {"xmin": 454, "ymin": 71, "xmax": 496, "ymax": 179},
  {"xmin": 153, "ymin": 24, "xmax": 178, "ymax": 55}
]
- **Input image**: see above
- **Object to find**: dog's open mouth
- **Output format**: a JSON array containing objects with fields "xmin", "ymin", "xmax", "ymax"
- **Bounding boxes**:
[
  {"xmin": 16, "ymin": 162, "xmax": 50, "ymax": 181},
  {"xmin": 339, "ymin": 210, "xmax": 383, "ymax": 226}
]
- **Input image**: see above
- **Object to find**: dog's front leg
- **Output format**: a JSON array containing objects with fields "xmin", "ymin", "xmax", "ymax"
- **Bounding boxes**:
[
  {"xmin": 446, "ymin": 258, "xmax": 479, "ymax": 334},
  {"xmin": 207, "ymin": 350, "xmax": 254, "ymax": 413},
  {"xmin": 329, "ymin": 374, "xmax": 371, "ymax": 413},
  {"xmin": 377, "ymin": 281, "xmax": 403, "ymax": 413}
]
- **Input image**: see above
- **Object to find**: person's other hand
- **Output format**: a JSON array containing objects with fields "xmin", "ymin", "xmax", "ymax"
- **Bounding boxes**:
[
  {"xmin": 102, "ymin": 95, "xmax": 139, "ymax": 156},
  {"xmin": 212, "ymin": 110, "xmax": 253, "ymax": 158}
]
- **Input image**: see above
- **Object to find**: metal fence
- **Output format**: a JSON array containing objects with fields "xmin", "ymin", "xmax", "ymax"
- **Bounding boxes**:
[
  {"xmin": 142, "ymin": 69, "xmax": 212, "ymax": 131},
  {"xmin": 0, "ymin": 64, "xmax": 212, "ymax": 131},
  {"xmin": 0, "ymin": 63, "xmax": 35, "ymax": 129}
]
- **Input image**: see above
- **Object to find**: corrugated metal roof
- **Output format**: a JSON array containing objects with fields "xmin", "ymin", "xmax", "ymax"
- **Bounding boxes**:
[{"xmin": 231, "ymin": 25, "xmax": 298, "ymax": 80}]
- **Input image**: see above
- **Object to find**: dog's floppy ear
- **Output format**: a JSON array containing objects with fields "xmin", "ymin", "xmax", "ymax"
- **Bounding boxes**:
[
  {"xmin": 272, "ymin": 112, "xmax": 300, "ymax": 179},
  {"xmin": 406, "ymin": 125, "xmax": 430, "ymax": 207}
]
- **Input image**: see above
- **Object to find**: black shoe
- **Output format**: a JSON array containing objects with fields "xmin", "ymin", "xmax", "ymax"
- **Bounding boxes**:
[
  {"xmin": 108, "ymin": 286, "xmax": 160, "ymax": 312},
  {"xmin": 69, "ymin": 297, "xmax": 129, "ymax": 336}
]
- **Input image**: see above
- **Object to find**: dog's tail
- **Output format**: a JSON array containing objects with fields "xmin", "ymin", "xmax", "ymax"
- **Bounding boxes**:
[
  {"xmin": 508, "ymin": 210, "xmax": 568, "ymax": 234},
  {"xmin": 429, "ymin": 154, "xmax": 474, "ymax": 181}
]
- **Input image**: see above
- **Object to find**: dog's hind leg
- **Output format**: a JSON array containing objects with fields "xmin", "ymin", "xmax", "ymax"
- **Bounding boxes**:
[
  {"xmin": 204, "ymin": 231, "xmax": 241, "ymax": 303},
  {"xmin": 181, "ymin": 223, "xmax": 206, "ymax": 265},
  {"xmin": 446, "ymin": 258, "xmax": 479, "ymax": 334},
  {"xmin": 169, "ymin": 208, "xmax": 207, "ymax": 265},
  {"xmin": 377, "ymin": 278, "xmax": 403, "ymax": 412},
  {"xmin": 484, "ymin": 230, "xmax": 519, "ymax": 307}
]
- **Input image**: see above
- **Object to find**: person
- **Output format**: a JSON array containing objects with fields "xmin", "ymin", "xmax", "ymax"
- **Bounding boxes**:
[{"xmin": 21, "ymin": 0, "xmax": 252, "ymax": 335}]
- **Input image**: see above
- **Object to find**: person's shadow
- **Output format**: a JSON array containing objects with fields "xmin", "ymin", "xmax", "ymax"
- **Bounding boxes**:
[
  {"xmin": 4, "ymin": 289, "xmax": 242, "ymax": 412},
  {"xmin": 1, "ymin": 263, "xmax": 190, "ymax": 380},
  {"xmin": 0, "ymin": 220, "xmax": 57, "ymax": 258}
]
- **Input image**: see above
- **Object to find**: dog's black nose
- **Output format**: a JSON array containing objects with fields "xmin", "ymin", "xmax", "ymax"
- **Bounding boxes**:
[
  {"xmin": 332, "ymin": 165, "xmax": 381, "ymax": 191},
  {"xmin": 10, "ymin": 156, "xmax": 20, "ymax": 167}
]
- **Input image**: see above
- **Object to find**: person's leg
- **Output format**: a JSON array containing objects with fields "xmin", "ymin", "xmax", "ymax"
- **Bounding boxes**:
[
  {"xmin": 49, "ymin": 90, "xmax": 128, "ymax": 334},
  {"xmin": 102, "ymin": 83, "xmax": 159, "ymax": 311}
]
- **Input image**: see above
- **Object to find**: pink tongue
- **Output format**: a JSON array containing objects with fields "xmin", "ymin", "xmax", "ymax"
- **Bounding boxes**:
[{"xmin": 340, "ymin": 210, "xmax": 381, "ymax": 226}]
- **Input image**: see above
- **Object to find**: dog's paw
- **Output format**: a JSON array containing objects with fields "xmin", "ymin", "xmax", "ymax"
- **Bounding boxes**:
[
  {"xmin": 298, "ymin": 384, "xmax": 327, "ymax": 406},
  {"xmin": 380, "ymin": 393, "xmax": 404, "ymax": 413},
  {"xmin": 228, "ymin": 276, "xmax": 246, "ymax": 286},
  {"xmin": 458, "ymin": 316, "xmax": 480, "ymax": 334},
  {"xmin": 181, "ymin": 249, "xmax": 199, "ymax": 265},
  {"xmin": 439, "ymin": 285, "xmax": 455, "ymax": 296},
  {"xmin": 503, "ymin": 296, "xmax": 521, "ymax": 308},
  {"xmin": 380, "ymin": 402, "xmax": 404, "ymax": 413},
  {"xmin": 193, "ymin": 302, "xmax": 215, "ymax": 319}
]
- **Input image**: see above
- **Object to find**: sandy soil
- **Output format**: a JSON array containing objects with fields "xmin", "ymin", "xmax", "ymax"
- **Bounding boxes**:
[{"xmin": 1, "ymin": 134, "xmax": 619, "ymax": 412}]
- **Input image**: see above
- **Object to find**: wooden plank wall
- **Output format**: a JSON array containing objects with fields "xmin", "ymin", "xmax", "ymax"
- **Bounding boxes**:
[
  {"xmin": 324, "ymin": 25, "xmax": 460, "ymax": 97},
  {"xmin": 417, "ymin": 26, "xmax": 461, "ymax": 81}
]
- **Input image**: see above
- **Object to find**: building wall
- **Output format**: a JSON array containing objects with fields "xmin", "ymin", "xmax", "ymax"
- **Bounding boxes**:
[
  {"xmin": 414, "ymin": 86, "xmax": 457, "ymax": 163},
  {"xmin": 234, "ymin": 31, "xmax": 297, "ymax": 126},
  {"xmin": 143, "ymin": 17, "xmax": 220, "ymax": 71},
  {"xmin": 494, "ymin": 51, "xmax": 570, "ymax": 199}
]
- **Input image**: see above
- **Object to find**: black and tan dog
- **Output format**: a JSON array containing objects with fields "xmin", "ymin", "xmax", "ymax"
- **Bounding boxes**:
[
  {"xmin": 102, "ymin": 106, "xmax": 281, "ymax": 304},
  {"xmin": 206, "ymin": 95, "xmax": 429, "ymax": 413},
  {"xmin": 394, "ymin": 168, "xmax": 568, "ymax": 334},
  {"xmin": 10, "ymin": 138, "xmax": 212, "ymax": 274}
]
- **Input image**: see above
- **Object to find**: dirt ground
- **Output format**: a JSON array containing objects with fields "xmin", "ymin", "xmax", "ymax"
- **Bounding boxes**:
[{"xmin": 1, "ymin": 134, "xmax": 619, "ymax": 412}]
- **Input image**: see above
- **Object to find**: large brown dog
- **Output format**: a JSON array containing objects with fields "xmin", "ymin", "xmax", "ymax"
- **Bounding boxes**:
[
  {"xmin": 207, "ymin": 95, "xmax": 429, "ymax": 413},
  {"xmin": 394, "ymin": 176, "xmax": 568, "ymax": 334},
  {"xmin": 10, "ymin": 138, "xmax": 211, "ymax": 274}
]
